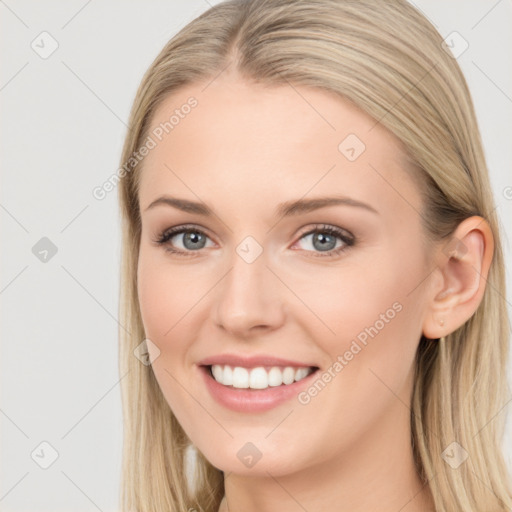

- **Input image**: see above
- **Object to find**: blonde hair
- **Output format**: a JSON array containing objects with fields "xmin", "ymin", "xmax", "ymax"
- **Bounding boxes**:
[{"xmin": 117, "ymin": 1, "xmax": 512, "ymax": 510}]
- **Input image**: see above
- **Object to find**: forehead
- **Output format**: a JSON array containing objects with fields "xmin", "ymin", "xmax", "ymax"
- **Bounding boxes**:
[{"xmin": 138, "ymin": 74, "xmax": 421, "ymax": 218}]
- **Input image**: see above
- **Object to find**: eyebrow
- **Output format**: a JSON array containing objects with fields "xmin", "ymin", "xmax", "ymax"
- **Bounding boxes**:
[{"xmin": 143, "ymin": 194, "xmax": 379, "ymax": 217}]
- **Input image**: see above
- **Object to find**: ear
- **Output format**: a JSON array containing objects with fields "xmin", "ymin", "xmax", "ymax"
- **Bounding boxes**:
[{"xmin": 422, "ymin": 216, "xmax": 494, "ymax": 340}]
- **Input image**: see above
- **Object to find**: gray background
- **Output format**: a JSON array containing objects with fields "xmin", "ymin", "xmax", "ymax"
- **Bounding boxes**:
[{"xmin": 1, "ymin": 1, "xmax": 511, "ymax": 510}]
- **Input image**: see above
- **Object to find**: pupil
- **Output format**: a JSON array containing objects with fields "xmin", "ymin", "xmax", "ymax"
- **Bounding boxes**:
[
  {"xmin": 185, "ymin": 232, "xmax": 204, "ymax": 249},
  {"xmin": 314, "ymin": 233, "xmax": 335, "ymax": 251}
]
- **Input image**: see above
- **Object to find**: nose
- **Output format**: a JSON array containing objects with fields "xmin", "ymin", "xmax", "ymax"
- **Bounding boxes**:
[{"xmin": 212, "ymin": 244, "xmax": 285, "ymax": 339}]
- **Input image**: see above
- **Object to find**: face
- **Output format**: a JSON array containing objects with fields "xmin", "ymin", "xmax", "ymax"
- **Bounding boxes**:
[{"xmin": 136, "ymin": 71, "xmax": 433, "ymax": 477}]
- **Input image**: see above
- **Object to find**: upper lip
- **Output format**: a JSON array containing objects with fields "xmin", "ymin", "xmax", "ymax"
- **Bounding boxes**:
[{"xmin": 197, "ymin": 353, "xmax": 319, "ymax": 369}]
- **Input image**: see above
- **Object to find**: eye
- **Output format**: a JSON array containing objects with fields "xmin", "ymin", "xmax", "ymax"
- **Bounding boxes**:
[
  {"xmin": 153, "ymin": 223, "xmax": 355, "ymax": 259},
  {"xmin": 293, "ymin": 224, "xmax": 355, "ymax": 258},
  {"xmin": 153, "ymin": 224, "xmax": 214, "ymax": 257}
]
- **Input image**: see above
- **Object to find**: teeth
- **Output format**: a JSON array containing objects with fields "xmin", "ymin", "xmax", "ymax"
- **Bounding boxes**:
[{"xmin": 210, "ymin": 365, "xmax": 315, "ymax": 389}]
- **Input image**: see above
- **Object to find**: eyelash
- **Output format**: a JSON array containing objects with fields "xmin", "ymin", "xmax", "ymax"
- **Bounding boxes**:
[{"xmin": 153, "ymin": 223, "xmax": 355, "ymax": 259}]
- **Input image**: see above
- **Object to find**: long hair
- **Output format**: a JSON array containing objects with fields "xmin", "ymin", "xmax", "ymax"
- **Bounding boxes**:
[{"xmin": 117, "ymin": 1, "xmax": 512, "ymax": 510}]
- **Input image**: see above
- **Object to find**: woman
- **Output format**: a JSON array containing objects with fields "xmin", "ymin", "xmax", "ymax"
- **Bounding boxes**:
[{"xmin": 117, "ymin": 0, "xmax": 512, "ymax": 510}]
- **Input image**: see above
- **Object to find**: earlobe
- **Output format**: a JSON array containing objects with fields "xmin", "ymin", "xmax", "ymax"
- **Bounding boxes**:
[{"xmin": 421, "ymin": 216, "xmax": 494, "ymax": 340}]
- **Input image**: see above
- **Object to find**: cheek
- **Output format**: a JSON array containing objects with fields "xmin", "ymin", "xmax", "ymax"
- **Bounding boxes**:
[
  {"xmin": 136, "ymin": 249, "xmax": 193, "ymax": 368},
  {"xmin": 137, "ymin": 248, "xmax": 195, "ymax": 335},
  {"xmin": 136, "ymin": 250, "xmax": 200, "ymax": 416},
  {"xmin": 299, "ymin": 244, "xmax": 425, "ymax": 394},
  {"xmin": 137, "ymin": 252, "xmax": 167, "ymax": 338},
  {"xmin": 289, "ymin": 251, "xmax": 420, "ymax": 352},
  {"xmin": 136, "ymin": 248, "xmax": 214, "ymax": 384},
  {"xmin": 286, "ymin": 263, "xmax": 424, "ymax": 453}
]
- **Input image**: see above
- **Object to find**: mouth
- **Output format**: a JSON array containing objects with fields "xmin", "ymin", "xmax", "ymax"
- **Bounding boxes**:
[{"xmin": 202, "ymin": 364, "xmax": 320, "ymax": 390}]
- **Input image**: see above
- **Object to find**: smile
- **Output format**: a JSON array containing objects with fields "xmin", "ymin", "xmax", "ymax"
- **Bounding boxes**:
[
  {"xmin": 199, "ymin": 364, "xmax": 321, "ymax": 413},
  {"xmin": 209, "ymin": 364, "xmax": 316, "ymax": 389}
]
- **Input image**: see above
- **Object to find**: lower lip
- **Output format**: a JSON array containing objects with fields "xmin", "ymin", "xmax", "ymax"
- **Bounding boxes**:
[{"xmin": 198, "ymin": 365, "xmax": 320, "ymax": 413}]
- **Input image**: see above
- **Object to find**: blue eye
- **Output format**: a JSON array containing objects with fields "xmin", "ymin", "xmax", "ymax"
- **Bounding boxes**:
[
  {"xmin": 154, "ymin": 223, "xmax": 355, "ymax": 259},
  {"xmin": 294, "ymin": 224, "xmax": 354, "ymax": 258},
  {"xmin": 154, "ymin": 225, "xmax": 213, "ymax": 256}
]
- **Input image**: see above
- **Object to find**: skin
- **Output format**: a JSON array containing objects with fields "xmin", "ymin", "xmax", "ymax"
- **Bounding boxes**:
[{"xmin": 136, "ymin": 68, "xmax": 493, "ymax": 512}]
